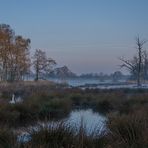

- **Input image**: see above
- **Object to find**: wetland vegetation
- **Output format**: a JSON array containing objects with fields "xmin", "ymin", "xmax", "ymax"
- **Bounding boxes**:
[{"xmin": 0, "ymin": 81, "xmax": 148, "ymax": 147}]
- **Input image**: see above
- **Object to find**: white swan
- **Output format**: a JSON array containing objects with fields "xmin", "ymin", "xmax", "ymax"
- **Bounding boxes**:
[{"xmin": 9, "ymin": 94, "xmax": 16, "ymax": 104}]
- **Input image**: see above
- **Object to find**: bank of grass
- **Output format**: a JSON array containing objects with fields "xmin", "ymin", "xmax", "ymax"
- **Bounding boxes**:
[
  {"xmin": 1, "ymin": 108, "xmax": 148, "ymax": 148},
  {"xmin": 23, "ymin": 122, "xmax": 107, "ymax": 148},
  {"xmin": 107, "ymin": 107, "xmax": 148, "ymax": 148},
  {"xmin": 0, "ymin": 94, "xmax": 72, "ymax": 127},
  {"xmin": 0, "ymin": 81, "xmax": 72, "ymax": 127},
  {"xmin": 0, "ymin": 82, "xmax": 148, "ymax": 147},
  {"xmin": 0, "ymin": 122, "xmax": 107, "ymax": 148},
  {"xmin": 0, "ymin": 82, "xmax": 148, "ymax": 127},
  {"xmin": 25, "ymin": 108, "xmax": 148, "ymax": 148},
  {"xmin": 0, "ymin": 127, "xmax": 18, "ymax": 148}
]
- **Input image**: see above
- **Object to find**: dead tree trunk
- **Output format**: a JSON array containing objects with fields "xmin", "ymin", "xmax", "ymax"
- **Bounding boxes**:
[{"xmin": 120, "ymin": 36, "xmax": 147, "ymax": 87}]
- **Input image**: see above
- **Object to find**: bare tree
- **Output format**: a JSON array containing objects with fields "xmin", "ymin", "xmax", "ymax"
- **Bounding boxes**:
[
  {"xmin": 136, "ymin": 37, "xmax": 147, "ymax": 86},
  {"xmin": 33, "ymin": 49, "xmax": 56, "ymax": 81},
  {"xmin": 120, "ymin": 36, "xmax": 147, "ymax": 87}
]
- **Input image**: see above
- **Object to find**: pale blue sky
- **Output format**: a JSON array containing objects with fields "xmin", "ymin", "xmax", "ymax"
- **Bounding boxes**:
[{"xmin": 0, "ymin": 0, "xmax": 148, "ymax": 73}]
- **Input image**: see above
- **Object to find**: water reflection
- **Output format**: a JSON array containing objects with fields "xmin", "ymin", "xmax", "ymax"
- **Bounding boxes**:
[
  {"xmin": 66, "ymin": 109, "xmax": 107, "ymax": 135},
  {"xmin": 18, "ymin": 109, "xmax": 107, "ymax": 143}
]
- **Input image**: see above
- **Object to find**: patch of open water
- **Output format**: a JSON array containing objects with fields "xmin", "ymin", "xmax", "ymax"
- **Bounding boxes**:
[{"xmin": 18, "ymin": 109, "xmax": 107, "ymax": 143}]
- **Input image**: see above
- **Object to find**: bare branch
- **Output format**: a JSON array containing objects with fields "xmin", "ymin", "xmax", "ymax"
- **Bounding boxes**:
[{"xmin": 119, "ymin": 57, "xmax": 135, "ymax": 70}]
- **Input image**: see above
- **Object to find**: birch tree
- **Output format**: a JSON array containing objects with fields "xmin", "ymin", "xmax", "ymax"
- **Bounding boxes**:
[{"xmin": 0, "ymin": 24, "xmax": 31, "ymax": 81}]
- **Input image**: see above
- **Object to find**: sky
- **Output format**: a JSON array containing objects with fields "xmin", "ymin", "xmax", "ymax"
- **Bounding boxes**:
[{"xmin": 0, "ymin": 0, "xmax": 148, "ymax": 74}]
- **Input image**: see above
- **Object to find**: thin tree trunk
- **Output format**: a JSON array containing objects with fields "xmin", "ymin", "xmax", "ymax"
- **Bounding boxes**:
[{"xmin": 137, "ymin": 47, "xmax": 142, "ymax": 87}]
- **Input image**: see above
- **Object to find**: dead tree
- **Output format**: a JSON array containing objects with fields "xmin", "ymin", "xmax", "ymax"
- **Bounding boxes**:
[{"xmin": 120, "ymin": 36, "xmax": 147, "ymax": 87}]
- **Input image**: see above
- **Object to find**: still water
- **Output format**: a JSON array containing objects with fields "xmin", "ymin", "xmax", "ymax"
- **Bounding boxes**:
[
  {"xmin": 66, "ymin": 109, "xmax": 107, "ymax": 135},
  {"xmin": 49, "ymin": 78, "xmax": 112, "ymax": 87},
  {"xmin": 18, "ymin": 109, "xmax": 107, "ymax": 143}
]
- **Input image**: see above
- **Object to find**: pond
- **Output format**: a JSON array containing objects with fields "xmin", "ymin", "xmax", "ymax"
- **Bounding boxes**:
[
  {"xmin": 18, "ymin": 109, "xmax": 107, "ymax": 143},
  {"xmin": 66, "ymin": 109, "xmax": 107, "ymax": 135}
]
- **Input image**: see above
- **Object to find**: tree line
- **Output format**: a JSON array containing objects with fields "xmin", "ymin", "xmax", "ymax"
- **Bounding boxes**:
[
  {"xmin": 0, "ymin": 24, "xmax": 148, "ymax": 86},
  {"xmin": 0, "ymin": 24, "xmax": 56, "ymax": 82}
]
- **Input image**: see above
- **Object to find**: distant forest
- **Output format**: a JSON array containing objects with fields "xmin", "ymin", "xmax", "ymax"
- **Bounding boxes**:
[{"xmin": 0, "ymin": 24, "xmax": 148, "ymax": 84}]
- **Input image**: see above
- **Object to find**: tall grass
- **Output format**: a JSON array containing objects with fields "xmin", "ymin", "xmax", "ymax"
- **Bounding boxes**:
[
  {"xmin": 22, "ymin": 121, "xmax": 107, "ymax": 148},
  {"xmin": 107, "ymin": 108, "xmax": 148, "ymax": 148},
  {"xmin": 1, "ymin": 83, "xmax": 148, "ymax": 127},
  {"xmin": 0, "ymin": 82, "xmax": 148, "ymax": 147},
  {"xmin": 0, "ymin": 127, "xmax": 18, "ymax": 148}
]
